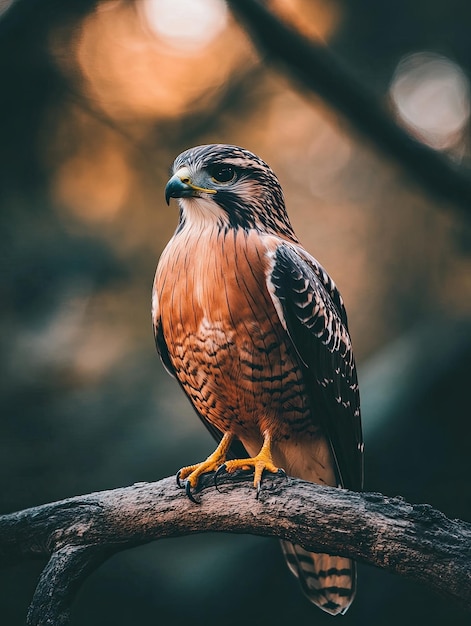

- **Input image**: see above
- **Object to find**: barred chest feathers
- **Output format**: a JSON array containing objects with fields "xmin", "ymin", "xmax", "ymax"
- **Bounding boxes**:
[{"xmin": 154, "ymin": 224, "xmax": 317, "ymax": 446}]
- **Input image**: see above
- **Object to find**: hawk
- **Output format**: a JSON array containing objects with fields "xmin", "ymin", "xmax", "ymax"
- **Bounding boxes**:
[{"xmin": 152, "ymin": 144, "xmax": 363, "ymax": 615}]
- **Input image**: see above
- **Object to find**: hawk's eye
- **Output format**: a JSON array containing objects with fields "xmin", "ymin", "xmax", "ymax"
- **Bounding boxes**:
[{"xmin": 209, "ymin": 165, "xmax": 236, "ymax": 184}]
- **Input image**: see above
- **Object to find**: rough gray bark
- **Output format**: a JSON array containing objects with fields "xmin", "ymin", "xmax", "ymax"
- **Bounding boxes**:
[{"xmin": 1, "ymin": 473, "xmax": 470, "ymax": 625}]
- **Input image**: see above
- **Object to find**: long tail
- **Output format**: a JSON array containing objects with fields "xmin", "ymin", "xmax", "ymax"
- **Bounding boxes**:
[{"xmin": 281, "ymin": 541, "xmax": 356, "ymax": 615}]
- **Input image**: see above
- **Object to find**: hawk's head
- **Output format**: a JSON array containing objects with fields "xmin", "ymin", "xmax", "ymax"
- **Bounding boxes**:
[{"xmin": 165, "ymin": 144, "xmax": 297, "ymax": 240}]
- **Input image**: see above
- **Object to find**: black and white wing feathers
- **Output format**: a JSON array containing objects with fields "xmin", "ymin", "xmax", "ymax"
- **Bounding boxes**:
[{"xmin": 268, "ymin": 243, "xmax": 363, "ymax": 491}]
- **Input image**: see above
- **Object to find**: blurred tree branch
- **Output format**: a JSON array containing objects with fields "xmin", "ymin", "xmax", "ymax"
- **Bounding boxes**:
[
  {"xmin": 227, "ymin": 0, "xmax": 471, "ymax": 219},
  {"xmin": 1, "ymin": 474, "xmax": 470, "ymax": 625}
]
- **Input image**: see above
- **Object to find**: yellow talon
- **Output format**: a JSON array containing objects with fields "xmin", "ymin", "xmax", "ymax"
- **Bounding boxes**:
[
  {"xmin": 177, "ymin": 432, "xmax": 233, "ymax": 489},
  {"xmin": 223, "ymin": 432, "xmax": 282, "ymax": 492},
  {"xmin": 177, "ymin": 431, "xmax": 284, "ymax": 500}
]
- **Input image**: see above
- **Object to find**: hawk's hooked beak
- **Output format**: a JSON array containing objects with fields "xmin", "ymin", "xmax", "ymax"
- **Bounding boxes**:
[{"xmin": 165, "ymin": 168, "xmax": 217, "ymax": 205}]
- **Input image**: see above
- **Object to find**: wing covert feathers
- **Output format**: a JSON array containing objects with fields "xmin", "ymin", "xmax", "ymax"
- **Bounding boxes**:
[{"xmin": 267, "ymin": 242, "xmax": 363, "ymax": 491}]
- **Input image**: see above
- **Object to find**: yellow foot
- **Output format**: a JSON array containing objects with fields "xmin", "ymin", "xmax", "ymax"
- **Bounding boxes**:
[
  {"xmin": 176, "ymin": 432, "xmax": 233, "ymax": 503},
  {"xmin": 215, "ymin": 433, "xmax": 286, "ymax": 497}
]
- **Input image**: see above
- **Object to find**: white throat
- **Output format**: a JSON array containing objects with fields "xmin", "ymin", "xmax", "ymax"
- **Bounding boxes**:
[{"xmin": 179, "ymin": 196, "xmax": 227, "ymax": 230}]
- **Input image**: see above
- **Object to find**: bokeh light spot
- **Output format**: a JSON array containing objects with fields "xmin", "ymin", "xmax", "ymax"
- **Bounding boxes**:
[
  {"xmin": 390, "ymin": 51, "xmax": 470, "ymax": 151},
  {"xmin": 140, "ymin": 0, "xmax": 228, "ymax": 52}
]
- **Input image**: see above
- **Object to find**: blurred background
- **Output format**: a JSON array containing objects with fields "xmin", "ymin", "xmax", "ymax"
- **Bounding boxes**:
[{"xmin": 0, "ymin": 0, "xmax": 470, "ymax": 624}]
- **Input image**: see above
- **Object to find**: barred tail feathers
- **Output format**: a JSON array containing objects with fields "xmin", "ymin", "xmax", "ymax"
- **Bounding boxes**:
[
  {"xmin": 274, "ymin": 432, "xmax": 357, "ymax": 614},
  {"xmin": 281, "ymin": 541, "xmax": 356, "ymax": 615}
]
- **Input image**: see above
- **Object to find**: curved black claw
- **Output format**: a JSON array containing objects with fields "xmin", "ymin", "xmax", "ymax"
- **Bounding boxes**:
[
  {"xmin": 185, "ymin": 480, "xmax": 200, "ymax": 504},
  {"xmin": 176, "ymin": 470, "xmax": 184, "ymax": 488},
  {"xmin": 214, "ymin": 463, "xmax": 228, "ymax": 492},
  {"xmin": 255, "ymin": 481, "xmax": 262, "ymax": 500},
  {"xmin": 255, "ymin": 468, "xmax": 287, "ymax": 500}
]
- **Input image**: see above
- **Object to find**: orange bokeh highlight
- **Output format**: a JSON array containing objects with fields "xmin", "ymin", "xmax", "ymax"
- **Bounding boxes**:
[{"xmin": 73, "ymin": 0, "xmax": 255, "ymax": 121}]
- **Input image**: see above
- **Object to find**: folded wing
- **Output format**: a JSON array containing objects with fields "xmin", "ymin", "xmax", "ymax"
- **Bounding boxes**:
[{"xmin": 268, "ymin": 242, "xmax": 363, "ymax": 491}]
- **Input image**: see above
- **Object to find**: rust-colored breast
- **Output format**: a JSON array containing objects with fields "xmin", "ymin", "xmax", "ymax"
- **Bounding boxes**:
[{"xmin": 155, "ymin": 227, "xmax": 316, "ymax": 444}]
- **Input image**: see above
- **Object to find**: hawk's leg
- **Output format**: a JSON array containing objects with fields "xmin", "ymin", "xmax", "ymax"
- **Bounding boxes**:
[
  {"xmin": 177, "ymin": 432, "xmax": 234, "ymax": 501},
  {"xmin": 216, "ymin": 431, "xmax": 286, "ymax": 496}
]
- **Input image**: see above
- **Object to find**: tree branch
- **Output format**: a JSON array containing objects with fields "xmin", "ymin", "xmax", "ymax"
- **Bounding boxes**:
[
  {"xmin": 1, "ymin": 473, "xmax": 470, "ymax": 625},
  {"xmin": 226, "ymin": 0, "xmax": 471, "ymax": 218},
  {"xmin": 27, "ymin": 546, "xmax": 110, "ymax": 626}
]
